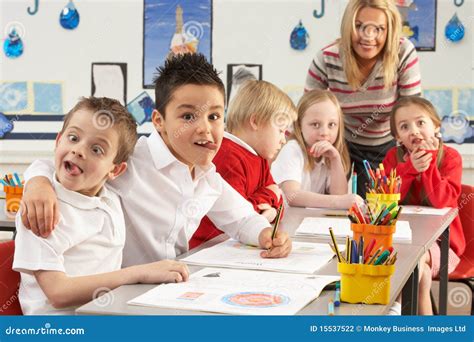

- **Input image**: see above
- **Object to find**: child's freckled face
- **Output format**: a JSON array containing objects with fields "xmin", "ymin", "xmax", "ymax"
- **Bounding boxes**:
[
  {"xmin": 152, "ymin": 84, "xmax": 225, "ymax": 171},
  {"xmin": 395, "ymin": 104, "xmax": 439, "ymax": 152},
  {"xmin": 55, "ymin": 109, "xmax": 121, "ymax": 196},
  {"xmin": 301, "ymin": 100, "xmax": 340, "ymax": 147}
]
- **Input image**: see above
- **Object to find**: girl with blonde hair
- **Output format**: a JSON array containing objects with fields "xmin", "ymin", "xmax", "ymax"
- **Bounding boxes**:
[
  {"xmin": 272, "ymin": 90, "xmax": 363, "ymax": 209},
  {"xmin": 305, "ymin": 0, "xmax": 422, "ymax": 196}
]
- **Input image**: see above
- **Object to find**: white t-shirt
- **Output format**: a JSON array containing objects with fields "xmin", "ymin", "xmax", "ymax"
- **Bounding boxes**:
[
  {"xmin": 13, "ymin": 177, "xmax": 125, "ymax": 315},
  {"xmin": 24, "ymin": 130, "xmax": 269, "ymax": 267},
  {"xmin": 271, "ymin": 140, "xmax": 330, "ymax": 194}
]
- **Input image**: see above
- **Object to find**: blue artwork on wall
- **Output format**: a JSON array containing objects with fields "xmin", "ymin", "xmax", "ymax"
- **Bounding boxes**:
[
  {"xmin": 397, "ymin": 0, "xmax": 437, "ymax": 51},
  {"xmin": 33, "ymin": 82, "xmax": 63, "ymax": 114},
  {"xmin": 0, "ymin": 112, "xmax": 14, "ymax": 138},
  {"xmin": 0, "ymin": 82, "xmax": 28, "ymax": 112},
  {"xmin": 127, "ymin": 91, "xmax": 155, "ymax": 125},
  {"xmin": 423, "ymin": 89, "xmax": 452, "ymax": 118},
  {"xmin": 143, "ymin": 0, "xmax": 212, "ymax": 88}
]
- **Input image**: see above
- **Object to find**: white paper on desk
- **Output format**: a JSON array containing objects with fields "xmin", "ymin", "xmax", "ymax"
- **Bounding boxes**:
[
  {"xmin": 401, "ymin": 206, "xmax": 452, "ymax": 216},
  {"xmin": 128, "ymin": 267, "xmax": 340, "ymax": 315},
  {"xmin": 182, "ymin": 240, "xmax": 341, "ymax": 274},
  {"xmin": 295, "ymin": 217, "xmax": 412, "ymax": 242}
]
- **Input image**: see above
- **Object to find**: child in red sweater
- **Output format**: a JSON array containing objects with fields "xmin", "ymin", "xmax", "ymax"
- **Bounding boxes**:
[
  {"xmin": 189, "ymin": 80, "xmax": 297, "ymax": 249},
  {"xmin": 383, "ymin": 96, "xmax": 465, "ymax": 315}
]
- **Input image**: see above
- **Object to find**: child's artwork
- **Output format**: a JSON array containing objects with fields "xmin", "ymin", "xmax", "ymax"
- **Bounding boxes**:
[
  {"xmin": 226, "ymin": 64, "xmax": 262, "ymax": 104},
  {"xmin": 33, "ymin": 82, "xmax": 63, "ymax": 114},
  {"xmin": 127, "ymin": 91, "xmax": 155, "ymax": 125},
  {"xmin": 182, "ymin": 239, "xmax": 340, "ymax": 274},
  {"xmin": 128, "ymin": 267, "xmax": 339, "ymax": 315},
  {"xmin": 143, "ymin": 0, "xmax": 212, "ymax": 88},
  {"xmin": 0, "ymin": 112, "xmax": 14, "ymax": 138},
  {"xmin": 0, "ymin": 82, "xmax": 28, "ymax": 112},
  {"xmin": 423, "ymin": 89, "xmax": 453, "ymax": 118},
  {"xmin": 396, "ymin": 0, "xmax": 437, "ymax": 51},
  {"xmin": 424, "ymin": 88, "xmax": 474, "ymax": 144},
  {"xmin": 91, "ymin": 63, "xmax": 127, "ymax": 105}
]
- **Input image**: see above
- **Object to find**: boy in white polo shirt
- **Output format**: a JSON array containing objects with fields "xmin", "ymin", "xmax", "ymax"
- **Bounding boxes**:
[
  {"xmin": 20, "ymin": 54, "xmax": 292, "ymax": 266},
  {"xmin": 13, "ymin": 97, "xmax": 189, "ymax": 315}
]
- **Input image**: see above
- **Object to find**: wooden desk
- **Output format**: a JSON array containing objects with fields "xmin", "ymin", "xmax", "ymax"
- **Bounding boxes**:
[{"xmin": 77, "ymin": 206, "xmax": 458, "ymax": 316}]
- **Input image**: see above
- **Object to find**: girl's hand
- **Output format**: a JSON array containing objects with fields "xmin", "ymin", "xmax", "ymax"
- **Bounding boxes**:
[
  {"xmin": 337, "ymin": 194, "xmax": 364, "ymax": 209},
  {"xmin": 419, "ymin": 136, "xmax": 439, "ymax": 151},
  {"xmin": 135, "ymin": 260, "xmax": 189, "ymax": 284},
  {"xmin": 410, "ymin": 148, "xmax": 432, "ymax": 173},
  {"xmin": 309, "ymin": 141, "xmax": 340, "ymax": 160}
]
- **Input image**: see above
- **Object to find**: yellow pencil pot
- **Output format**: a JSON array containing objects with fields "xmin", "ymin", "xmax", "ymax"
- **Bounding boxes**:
[
  {"xmin": 4, "ymin": 185, "xmax": 23, "ymax": 213},
  {"xmin": 337, "ymin": 262, "xmax": 395, "ymax": 305},
  {"xmin": 366, "ymin": 193, "xmax": 400, "ymax": 214}
]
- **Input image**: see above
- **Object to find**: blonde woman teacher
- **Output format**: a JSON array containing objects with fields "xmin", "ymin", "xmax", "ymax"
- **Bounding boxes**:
[{"xmin": 305, "ymin": 0, "xmax": 421, "ymax": 196}]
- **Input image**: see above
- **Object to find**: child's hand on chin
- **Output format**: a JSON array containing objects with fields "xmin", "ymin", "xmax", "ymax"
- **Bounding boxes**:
[
  {"xmin": 309, "ymin": 141, "xmax": 339, "ymax": 160},
  {"xmin": 410, "ymin": 147, "xmax": 433, "ymax": 173},
  {"xmin": 418, "ymin": 136, "xmax": 439, "ymax": 151}
]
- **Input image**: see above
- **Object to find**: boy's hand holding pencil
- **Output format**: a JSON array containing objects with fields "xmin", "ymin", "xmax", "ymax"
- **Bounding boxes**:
[
  {"xmin": 258, "ymin": 228, "xmax": 292, "ymax": 258},
  {"xmin": 259, "ymin": 203, "xmax": 292, "ymax": 258}
]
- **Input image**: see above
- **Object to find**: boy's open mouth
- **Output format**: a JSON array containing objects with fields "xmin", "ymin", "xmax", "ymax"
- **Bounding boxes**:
[
  {"xmin": 64, "ymin": 160, "xmax": 83, "ymax": 175},
  {"xmin": 194, "ymin": 140, "xmax": 217, "ymax": 151}
]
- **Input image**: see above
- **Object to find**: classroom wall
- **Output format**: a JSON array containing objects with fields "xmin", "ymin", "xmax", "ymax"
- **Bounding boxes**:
[{"xmin": 0, "ymin": 0, "xmax": 473, "ymax": 184}]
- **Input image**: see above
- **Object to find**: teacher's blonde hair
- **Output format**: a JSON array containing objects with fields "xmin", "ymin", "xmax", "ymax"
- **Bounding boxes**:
[{"xmin": 339, "ymin": 0, "xmax": 402, "ymax": 90}]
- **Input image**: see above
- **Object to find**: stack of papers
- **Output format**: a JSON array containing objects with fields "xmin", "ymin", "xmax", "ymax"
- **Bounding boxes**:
[
  {"xmin": 128, "ymin": 267, "xmax": 340, "ymax": 315},
  {"xmin": 182, "ymin": 239, "xmax": 342, "ymax": 274},
  {"xmin": 295, "ymin": 217, "xmax": 412, "ymax": 242},
  {"xmin": 401, "ymin": 206, "xmax": 452, "ymax": 216}
]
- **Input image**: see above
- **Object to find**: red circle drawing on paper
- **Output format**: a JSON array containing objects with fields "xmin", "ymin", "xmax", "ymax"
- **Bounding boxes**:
[{"xmin": 221, "ymin": 292, "xmax": 290, "ymax": 308}]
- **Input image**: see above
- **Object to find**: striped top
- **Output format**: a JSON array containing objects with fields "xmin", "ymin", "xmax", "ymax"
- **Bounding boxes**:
[{"xmin": 305, "ymin": 38, "xmax": 421, "ymax": 146}]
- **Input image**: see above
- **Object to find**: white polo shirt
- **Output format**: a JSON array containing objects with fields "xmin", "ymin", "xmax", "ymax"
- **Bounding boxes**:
[
  {"xmin": 25, "ymin": 130, "xmax": 269, "ymax": 267},
  {"xmin": 13, "ymin": 176, "xmax": 125, "ymax": 315},
  {"xmin": 271, "ymin": 140, "xmax": 330, "ymax": 195}
]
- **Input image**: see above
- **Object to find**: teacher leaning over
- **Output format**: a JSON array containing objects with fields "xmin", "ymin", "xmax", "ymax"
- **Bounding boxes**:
[{"xmin": 304, "ymin": 0, "xmax": 421, "ymax": 196}]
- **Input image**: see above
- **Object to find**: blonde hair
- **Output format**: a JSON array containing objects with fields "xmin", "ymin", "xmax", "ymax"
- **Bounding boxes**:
[
  {"xmin": 225, "ymin": 80, "xmax": 297, "ymax": 133},
  {"xmin": 292, "ymin": 90, "xmax": 350, "ymax": 173},
  {"xmin": 339, "ymin": 0, "xmax": 402, "ymax": 89},
  {"xmin": 390, "ymin": 96, "xmax": 443, "ymax": 150}
]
